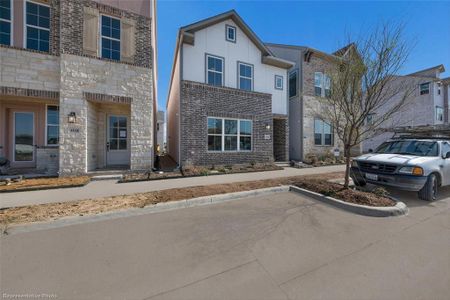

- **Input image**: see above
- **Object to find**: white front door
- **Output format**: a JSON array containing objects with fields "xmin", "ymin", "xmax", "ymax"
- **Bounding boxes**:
[{"xmin": 106, "ymin": 115, "xmax": 130, "ymax": 166}]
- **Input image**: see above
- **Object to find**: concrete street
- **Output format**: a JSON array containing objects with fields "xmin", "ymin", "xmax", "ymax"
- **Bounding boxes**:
[
  {"xmin": 0, "ymin": 165, "xmax": 344, "ymax": 208},
  {"xmin": 1, "ymin": 187, "xmax": 449, "ymax": 300}
]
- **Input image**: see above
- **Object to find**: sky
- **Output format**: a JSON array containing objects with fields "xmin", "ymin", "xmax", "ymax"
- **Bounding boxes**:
[{"xmin": 156, "ymin": 0, "xmax": 450, "ymax": 111}]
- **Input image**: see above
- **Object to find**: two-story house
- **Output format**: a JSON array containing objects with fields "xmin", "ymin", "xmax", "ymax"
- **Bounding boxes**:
[
  {"xmin": 0, "ymin": 0, "xmax": 157, "ymax": 176},
  {"xmin": 166, "ymin": 10, "xmax": 294, "ymax": 167},
  {"xmin": 362, "ymin": 65, "xmax": 449, "ymax": 152},
  {"xmin": 266, "ymin": 43, "xmax": 355, "ymax": 161}
]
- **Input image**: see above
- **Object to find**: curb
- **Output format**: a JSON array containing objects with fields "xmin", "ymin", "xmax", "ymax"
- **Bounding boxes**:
[
  {"xmin": 289, "ymin": 186, "xmax": 408, "ymax": 217},
  {"xmin": 5, "ymin": 186, "xmax": 291, "ymax": 235}
]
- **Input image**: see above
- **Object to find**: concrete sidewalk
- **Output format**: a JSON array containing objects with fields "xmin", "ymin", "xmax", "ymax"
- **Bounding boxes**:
[{"xmin": 0, "ymin": 165, "xmax": 344, "ymax": 208}]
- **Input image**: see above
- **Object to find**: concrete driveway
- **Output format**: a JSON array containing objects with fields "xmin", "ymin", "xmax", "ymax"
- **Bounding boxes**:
[{"xmin": 1, "ymin": 189, "xmax": 449, "ymax": 300}]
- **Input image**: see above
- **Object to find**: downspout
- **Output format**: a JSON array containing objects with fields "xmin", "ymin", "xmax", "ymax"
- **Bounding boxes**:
[{"xmin": 178, "ymin": 42, "xmax": 183, "ymax": 167}]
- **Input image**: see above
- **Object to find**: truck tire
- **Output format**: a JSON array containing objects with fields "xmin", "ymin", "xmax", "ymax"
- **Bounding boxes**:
[{"xmin": 418, "ymin": 174, "xmax": 437, "ymax": 201}]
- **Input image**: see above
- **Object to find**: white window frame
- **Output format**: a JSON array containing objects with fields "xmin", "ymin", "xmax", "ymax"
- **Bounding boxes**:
[
  {"xmin": 275, "ymin": 75, "xmax": 283, "ymax": 90},
  {"xmin": 225, "ymin": 24, "xmax": 236, "ymax": 43},
  {"xmin": 205, "ymin": 54, "xmax": 224, "ymax": 87},
  {"xmin": 436, "ymin": 106, "xmax": 444, "ymax": 122},
  {"xmin": 314, "ymin": 118, "xmax": 333, "ymax": 146},
  {"xmin": 237, "ymin": 61, "xmax": 253, "ymax": 91},
  {"xmin": 45, "ymin": 104, "xmax": 59, "ymax": 146},
  {"xmin": 0, "ymin": 0, "xmax": 13, "ymax": 46},
  {"xmin": 207, "ymin": 117, "xmax": 252, "ymax": 152},
  {"xmin": 420, "ymin": 82, "xmax": 430, "ymax": 95},
  {"xmin": 100, "ymin": 14, "xmax": 121, "ymax": 60},
  {"xmin": 289, "ymin": 69, "xmax": 298, "ymax": 98},
  {"xmin": 24, "ymin": 0, "xmax": 50, "ymax": 51}
]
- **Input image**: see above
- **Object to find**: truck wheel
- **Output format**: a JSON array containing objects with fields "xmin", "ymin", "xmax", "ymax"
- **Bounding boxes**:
[{"xmin": 418, "ymin": 174, "xmax": 437, "ymax": 201}]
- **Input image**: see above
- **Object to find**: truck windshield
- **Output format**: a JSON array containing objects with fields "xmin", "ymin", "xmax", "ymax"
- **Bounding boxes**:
[{"xmin": 375, "ymin": 140, "xmax": 438, "ymax": 156}]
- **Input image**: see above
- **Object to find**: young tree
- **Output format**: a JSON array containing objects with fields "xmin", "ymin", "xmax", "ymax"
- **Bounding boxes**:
[{"xmin": 314, "ymin": 23, "xmax": 416, "ymax": 188}]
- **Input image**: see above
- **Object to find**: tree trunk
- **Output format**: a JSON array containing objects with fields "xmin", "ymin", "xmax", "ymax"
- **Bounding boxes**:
[{"xmin": 344, "ymin": 145, "xmax": 351, "ymax": 189}]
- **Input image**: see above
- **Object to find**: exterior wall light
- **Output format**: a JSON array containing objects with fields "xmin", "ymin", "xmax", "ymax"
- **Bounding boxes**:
[
  {"xmin": 68, "ymin": 112, "xmax": 77, "ymax": 123},
  {"xmin": 265, "ymin": 123, "xmax": 271, "ymax": 130}
]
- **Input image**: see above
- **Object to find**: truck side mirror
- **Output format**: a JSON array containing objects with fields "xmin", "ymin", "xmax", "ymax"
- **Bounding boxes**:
[{"xmin": 445, "ymin": 152, "xmax": 450, "ymax": 159}]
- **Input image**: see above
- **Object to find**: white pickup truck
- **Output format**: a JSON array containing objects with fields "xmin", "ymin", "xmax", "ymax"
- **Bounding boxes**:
[{"xmin": 351, "ymin": 139, "xmax": 450, "ymax": 201}]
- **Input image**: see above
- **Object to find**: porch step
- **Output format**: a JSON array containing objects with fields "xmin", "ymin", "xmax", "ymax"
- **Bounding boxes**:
[{"xmin": 90, "ymin": 174, "xmax": 123, "ymax": 181}]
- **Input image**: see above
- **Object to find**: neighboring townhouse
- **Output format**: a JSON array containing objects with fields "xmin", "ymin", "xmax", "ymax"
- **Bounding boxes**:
[
  {"xmin": 266, "ymin": 43, "xmax": 355, "ymax": 161},
  {"xmin": 156, "ymin": 110, "xmax": 166, "ymax": 152},
  {"xmin": 166, "ymin": 10, "xmax": 294, "ymax": 168},
  {"xmin": 0, "ymin": 0, "xmax": 158, "ymax": 176},
  {"xmin": 362, "ymin": 65, "xmax": 449, "ymax": 152}
]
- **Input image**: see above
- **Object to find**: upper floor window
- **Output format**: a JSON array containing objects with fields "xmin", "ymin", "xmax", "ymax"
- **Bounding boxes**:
[
  {"xmin": 206, "ymin": 54, "xmax": 224, "ymax": 86},
  {"xmin": 324, "ymin": 74, "xmax": 331, "ymax": 97},
  {"xmin": 101, "ymin": 15, "xmax": 121, "ymax": 60},
  {"xmin": 46, "ymin": 105, "xmax": 59, "ymax": 145},
  {"xmin": 26, "ymin": 1, "xmax": 50, "ymax": 52},
  {"xmin": 314, "ymin": 72, "xmax": 323, "ymax": 96},
  {"xmin": 420, "ymin": 82, "xmax": 430, "ymax": 95},
  {"xmin": 436, "ymin": 106, "xmax": 444, "ymax": 122},
  {"xmin": 275, "ymin": 75, "xmax": 283, "ymax": 90},
  {"xmin": 314, "ymin": 119, "xmax": 333, "ymax": 146},
  {"xmin": 225, "ymin": 25, "xmax": 236, "ymax": 43},
  {"xmin": 0, "ymin": 0, "xmax": 11, "ymax": 46},
  {"xmin": 289, "ymin": 70, "xmax": 298, "ymax": 98},
  {"xmin": 238, "ymin": 62, "xmax": 253, "ymax": 91},
  {"xmin": 366, "ymin": 113, "xmax": 375, "ymax": 125}
]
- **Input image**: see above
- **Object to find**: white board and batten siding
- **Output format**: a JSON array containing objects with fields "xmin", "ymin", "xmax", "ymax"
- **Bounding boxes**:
[{"xmin": 182, "ymin": 20, "xmax": 288, "ymax": 115}]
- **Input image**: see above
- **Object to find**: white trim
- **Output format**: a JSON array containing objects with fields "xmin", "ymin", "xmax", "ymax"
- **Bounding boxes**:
[
  {"xmin": 205, "ymin": 54, "xmax": 224, "ymax": 86},
  {"xmin": 0, "ymin": 0, "xmax": 13, "ymax": 46},
  {"xmin": 225, "ymin": 24, "xmax": 236, "ymax": 43},
  {"xmin": 24, "ymin": 0, "xmax": 50, "ymax": 51},
  {"xmin": 12, "ymin": 111, "xmax": 35, "ymax": 163},
  {"xmin": 207, "ymin": 117, "xmax": 252, "ymax": 152},
  {"xmin": 275, "ymin": 75, "xmax": 283, "ymax": 90},
  {"xmin": 45, "ymin": 104, "xmax": 59, "ymax": 146},
  {"xmin": 100, "ymin": 13, "xmax": 121, "ymax": 60}
]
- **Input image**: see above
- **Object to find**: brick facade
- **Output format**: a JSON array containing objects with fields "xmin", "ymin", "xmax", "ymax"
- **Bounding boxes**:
[
  {"xmin": 60, "ymin": 0, "xmax": 152, "ymax": 68},
  {"xmin": 179, "ymin": 81, "xmax": 274, "ymax": 166},
  {"xmin": 273, "ymin": 117, "xmax": 289, "ymax": 161}
]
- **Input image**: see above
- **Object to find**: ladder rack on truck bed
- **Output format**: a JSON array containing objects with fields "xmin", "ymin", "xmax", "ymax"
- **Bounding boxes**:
[{"xmin": 377, "ymin": 125, "xmax": 450, "ymax": 140}]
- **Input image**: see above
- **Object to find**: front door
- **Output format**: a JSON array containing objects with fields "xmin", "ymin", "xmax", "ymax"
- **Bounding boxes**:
[
  {"xmin": 106, "ymin": 115, "xmax": 130, "ymax": 167},
  {"xmin": 13, "ymin": 112, "xmax": 35, "ymax": 167}
]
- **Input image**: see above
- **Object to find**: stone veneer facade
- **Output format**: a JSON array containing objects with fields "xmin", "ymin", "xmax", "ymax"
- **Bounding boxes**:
[
  {"xmin": 179, "ymin": 81, "xmax": 274, "ymax": 166},
  {"xmin": 301, "ymin": 55, "xmax": 342, "ymax": 157},
  {"xmin": 0, "ymin": 0, "xmax": 154, "ymax": 176}
]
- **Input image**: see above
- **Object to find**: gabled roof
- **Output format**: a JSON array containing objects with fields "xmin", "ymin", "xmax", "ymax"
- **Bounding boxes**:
[
  {"xmin": 181, "ymin": 10, "xmax": 273, "ymax": 57},
  {"xmin": 179, "ymin": 10, "xmax": 293, "ymax": 69},
  {"xmin": 406, "ymin": 64, "xmax": 445, "ymax": 77}
]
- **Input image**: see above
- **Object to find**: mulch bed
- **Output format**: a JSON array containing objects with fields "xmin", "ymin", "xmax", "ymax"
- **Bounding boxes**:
[
  {"xmin": 0, "ymin": 172, "xmax": 395, "ymax": 228},
  {"xmin": 0, "ymin": 176, "xmax": 90, "ymax": 193}
]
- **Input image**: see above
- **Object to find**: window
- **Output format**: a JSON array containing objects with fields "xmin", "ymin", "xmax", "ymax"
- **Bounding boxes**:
[
  {"xmin": 420, "ymin": 82, "xmax": 430, "ymax": 95},
  {"xmin": 238, "ymin": 62, "xmax": 253, "ymax": 91},
  {"xmin": 324, "ymin": 74, "xmax": 331, "ymax": 98},
  {"xmin": 207, "ymin": 117, "xmax": 252, "ymax": 152},
  {"xmin": 0, "ymin": 0, "xmax": 11, "ymax": 45},
  {"xmin": 275, "ymin": 75, "xmax": 283, "ymax": 90},
  {"xmin": 436, "ymin": 106, "xmax": 444, "ymax": 122},
  {"xmin": 225, "ymin": 25, "xmax": 236, "ymax": 42},
  {"xmin": 224, "ymin": 119, "xmax": 238, "ymax": 151},
  {"xmin": 442, "ymin": 142, "xmax": 450, "ymax": 157},
  {"xmin": 289, "ymin": 70, "xmax": 298, "ymax": 98},
  {"xmin": 46, "ymin": 105, "xmax": 59, "ymax": 145},
  {"xmin": 101, "ymin": 15, "xmax": 121, "ymax": 60},
  {"xmin": 314, "ymin": 119, "xmax": 333, "ymax": 146},
  {"xmin": 208, "ymin": 118, "xmax": 222, "ymax": 151},
  {"xmin": 367, "ymin": 113, "xmax": 375, "ymax": 125},
  {"xmin": 314, "ymin": 72, "xmax": 323, "ymax": 96},
  {"xmin": 206, "ymin": 54, "xmax": 224, "ymax": 86},
  {"xmin": 109, "ymin": 116, "xmax": 127, "ymax": 150},
  {"xmin": 26, "ymin": 1, "xmax": 50, "ymax": 52}
]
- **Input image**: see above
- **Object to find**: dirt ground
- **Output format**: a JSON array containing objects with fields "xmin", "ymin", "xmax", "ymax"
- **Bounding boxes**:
[
  {"xmin": 0, "ymin": 176, "xmax": 90, "ymax": 192},
  {"xmin": 0, "ymin": 172, "xmax": 395, "ymax": 227}
]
